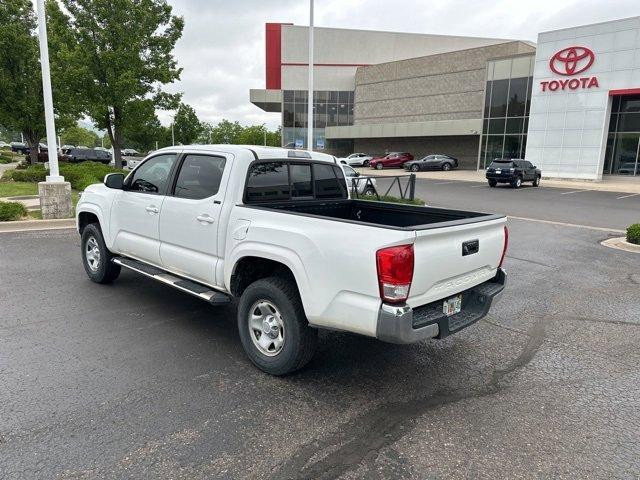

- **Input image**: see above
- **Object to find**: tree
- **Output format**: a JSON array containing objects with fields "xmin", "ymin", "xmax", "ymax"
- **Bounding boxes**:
[
  {"xmin": 0, "ymin": 0, "xmax": 75, "ymax": 164},
  {"xmin": 210, "ymin": 119, "xmax": 244, "ymax": 144},
  {"xmin": 47, "ymin": 0, "xmax": 184, "ymax": 168},
  {"xmin": 60, "ymin": 125, "xmax": 99, "ymax": 147},
  {"xmin": 172, "ymin": 103, "xmax": 201, "ymax": 145},
  {"xmin": 237, "ymin": 125, "xmax": 281, "ymax": 146}
]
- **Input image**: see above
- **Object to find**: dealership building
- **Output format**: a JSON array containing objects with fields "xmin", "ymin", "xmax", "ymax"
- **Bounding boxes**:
[{"xmin": 250, "ymin": 17, "xmax": 640, "ymax": 179}]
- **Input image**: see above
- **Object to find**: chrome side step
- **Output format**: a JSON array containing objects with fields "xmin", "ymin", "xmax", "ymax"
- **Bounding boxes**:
[{"xmin": 112, "ymin": 257, "xmax": 231, "ymax": 305}]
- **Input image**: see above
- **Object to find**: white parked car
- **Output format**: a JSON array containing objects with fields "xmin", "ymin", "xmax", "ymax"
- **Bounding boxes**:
[
  {"xmin": 338, "ymin": 152, "xmax": 373, "ymax": 167},
  {"xmin": 0, "ymin": 141, "xmax": 10, "ymax": 149},
  {"xmin": 341, "ymin": 164, "xmax": 377, "ymax": 196},
  {"xmin": 76, "ymin": 145, "xmax": 508, "ymax": 375}
]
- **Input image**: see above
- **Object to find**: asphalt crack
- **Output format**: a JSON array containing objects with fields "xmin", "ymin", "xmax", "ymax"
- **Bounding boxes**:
[{"xmin": 270, "ymin": 319, "xmax": 546, "ymax": 480}]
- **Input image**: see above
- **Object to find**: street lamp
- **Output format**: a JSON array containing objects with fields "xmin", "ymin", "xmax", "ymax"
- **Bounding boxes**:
[
  {"xmin": 35, "ymin": 0, "xmax": 72, "ymax": 219},
  {"xmin": 307, "ymin": 0, "xmax": 314, "ymax": 151}
]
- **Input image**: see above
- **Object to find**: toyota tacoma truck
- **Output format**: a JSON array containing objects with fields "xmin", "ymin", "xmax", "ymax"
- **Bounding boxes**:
[{"xmin": 76, "ymin": 146, "xmax": 508, "ymax": 375}]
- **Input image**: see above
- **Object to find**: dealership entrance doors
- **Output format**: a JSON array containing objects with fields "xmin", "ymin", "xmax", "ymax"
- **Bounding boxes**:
[{"xmin": 604, "ymin": 94, "xmax": 640, "ymax": 176}]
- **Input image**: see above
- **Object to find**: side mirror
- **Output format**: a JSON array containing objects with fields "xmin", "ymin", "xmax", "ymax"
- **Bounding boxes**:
[{"xmin": 104, "ymin": 173, "xmax": 124, "ymax": 189}]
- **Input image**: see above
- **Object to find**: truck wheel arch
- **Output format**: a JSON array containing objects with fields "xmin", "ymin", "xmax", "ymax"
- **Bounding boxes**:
[
  {"xmin": 230, "ymin": 257, "xmax": 300, "ymax": 297},
  {"xmin": 78, "ymin": 211, "xmax": 100, "ymax": 234}
]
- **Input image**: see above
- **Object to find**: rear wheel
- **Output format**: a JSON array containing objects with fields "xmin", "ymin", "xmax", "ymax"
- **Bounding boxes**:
[
  {"xmin": 81, "ymin": 223, "xmax": 121, "ymax": 283},
  {"xmin": 363, "ymin": 159, "xmax": 370, "ymax": 167},
  {"xmin": 237, "ymin": 276, "xmax": 318, "ymax": 375},
  {"xmin": 533, "ymin": 176, "xmax": 541, "ymax": 187},
  {"xmin": 488, "ymin": 179, "xmax": 497, "ymax": 187},
  {"xmin": 441, "ymin": 162, "xmax": 452, "ymax": 171},
  {"xmin": 410, "ymin": 164, "xmax": 419, "ymax": 172},
  {"xmin": 363, "ymin": 186, "xmax": 376, "ymax": 197},
  {"xmin": 376, "ymin": 163, "xmax": 384, "ymax": 170},
  {"xmin": 511, "ymin": 176, "xmax": 522, "ymax": 189}
]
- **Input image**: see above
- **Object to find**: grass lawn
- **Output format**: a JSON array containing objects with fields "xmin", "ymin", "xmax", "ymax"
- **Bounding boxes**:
[{"xmin": 0, "ymin": 181, "xmax": 38, "ymax": 197}]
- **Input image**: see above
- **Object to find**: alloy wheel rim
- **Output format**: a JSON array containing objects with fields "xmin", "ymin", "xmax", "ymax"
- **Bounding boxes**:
[
  {"xmin": 248, "ymin": 300, "xmax": 285, "ymax": 356},
  {"xmin": 85, "ymin": 237, "xmax": 101, "ymax": 272}
]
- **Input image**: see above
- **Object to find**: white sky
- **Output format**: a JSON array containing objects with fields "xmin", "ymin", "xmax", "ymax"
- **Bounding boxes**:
[{"xmin": 157, "ymin": 0, "xmax": 639, "ymax": 129}]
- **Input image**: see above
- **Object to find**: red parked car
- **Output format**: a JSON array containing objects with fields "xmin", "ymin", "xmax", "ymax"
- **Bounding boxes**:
[{"xmin": 369, "ymin": 152, "xmax": 414, "ymax": 170}]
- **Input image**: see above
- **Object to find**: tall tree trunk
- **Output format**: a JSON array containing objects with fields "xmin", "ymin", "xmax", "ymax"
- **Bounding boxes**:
[
  {"xmin": 107, "ymin": 109, "xmax": 124, "ymax": 169},
  {"xmin": 24, "ymin": 130, "xmax": 39, "ymax": 165}
]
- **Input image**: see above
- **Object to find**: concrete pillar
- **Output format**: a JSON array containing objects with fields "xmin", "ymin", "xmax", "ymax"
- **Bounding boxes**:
[{"xmin": 38, "ymin": 181, "xmax": 72, "ymax": 219}]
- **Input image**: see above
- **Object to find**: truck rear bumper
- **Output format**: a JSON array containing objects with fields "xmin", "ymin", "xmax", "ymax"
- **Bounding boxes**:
[{"xmin": 376, "ymin": 269, "xmax": 506, "ymax": 344}]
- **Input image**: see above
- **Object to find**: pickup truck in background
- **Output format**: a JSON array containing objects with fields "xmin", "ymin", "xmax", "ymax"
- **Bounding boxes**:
[{"xmin": 76, "ymin": 145, "xmax": 508, "ymax": 375}]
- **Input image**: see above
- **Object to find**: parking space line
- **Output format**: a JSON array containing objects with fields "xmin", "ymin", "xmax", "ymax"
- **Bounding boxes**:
[
  {"xmin": 433, "ymin": 181, "xmax": 455, "ymax": 185},
  {"xmin": 616, "ymin": 193, "xmax": 640, "ymax": 199},
  {"xmin": 508, "ymin": 215, "xmax": 625, "ymax": 233},
  {"xmin": 559, "ymin": 189, "xmax": 594, "ymax": 195},
  {"xmin": 470, "ymin": 185, "xmax": 485, "ymax": 188}
]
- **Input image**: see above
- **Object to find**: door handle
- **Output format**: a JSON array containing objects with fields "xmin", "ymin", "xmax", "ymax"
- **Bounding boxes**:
[
  {"xmin": 145, "ymin": 205, "xmax": 159, "ymax": 214},
  {"xmin": 196, "ymin": 214, "xmax": 215, "ymax": 224}
]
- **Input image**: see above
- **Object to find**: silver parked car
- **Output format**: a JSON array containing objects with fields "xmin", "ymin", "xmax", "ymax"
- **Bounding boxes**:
[
  {"xmin": 338, "ymin": 152, "xmax": 373, "ymax": 167},
  {"xmin": 341, "ymin": 164, "xmax": 377, "ymax": 196}
]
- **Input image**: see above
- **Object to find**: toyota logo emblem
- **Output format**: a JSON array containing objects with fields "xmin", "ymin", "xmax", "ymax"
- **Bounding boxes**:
[{"xmin": 549, "ymin": 46, "xmax": 595, "ymax": 76}]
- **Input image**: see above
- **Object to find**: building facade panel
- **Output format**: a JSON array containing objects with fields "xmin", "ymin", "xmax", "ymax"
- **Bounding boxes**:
[{"xmin": 526, "ymin": 17, "xmax": 640, "ymax": 179}]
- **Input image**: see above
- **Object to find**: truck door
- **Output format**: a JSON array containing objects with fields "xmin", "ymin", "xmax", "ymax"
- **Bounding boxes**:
[
  {"xmin": 111, "ymin": 153, "xmax": 178, "ymax": 265},
  {"xmin": 158, "ymin": 152, "xmax": 231, "ymax": 286}
]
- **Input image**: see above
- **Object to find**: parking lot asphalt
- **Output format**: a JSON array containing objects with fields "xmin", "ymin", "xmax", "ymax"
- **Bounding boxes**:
[
  {"xmin": 1, "ymin": 197, "xmax": 640, "ymax": 478},
  {"xmin": 368, "ymin": 174, "xmax": 640, "ymax": 231}
]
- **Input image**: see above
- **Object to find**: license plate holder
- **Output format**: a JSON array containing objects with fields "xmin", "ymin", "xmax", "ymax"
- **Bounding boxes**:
[
  {"xmin": 495, "ymin": 169, "xmax": 501, "ymax": 174},
  {"xmin": 443, "ymin": 294, "xmax": 462, "ymax": 317}
]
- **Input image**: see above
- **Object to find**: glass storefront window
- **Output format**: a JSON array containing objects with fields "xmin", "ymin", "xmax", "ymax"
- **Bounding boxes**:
[
  {"xmin": 507, "ymin": 77, "xmax": 528, "ymax": 117},
  {"xmin": 280, "ymin": 90, "xmax": 355, "ymax": 149},
  {"xmin": 488, "ymin": 118, "xmax": 506, "ymax": 135},
  {"xmin": 489, "ymin": 79, "xmax": 509, "ymax": 117},
  {"xmin": 606, "ymin": 94, "xmax": 640, "ymax": 175}
]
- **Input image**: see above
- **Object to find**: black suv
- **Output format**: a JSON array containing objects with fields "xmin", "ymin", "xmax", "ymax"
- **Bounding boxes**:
[
  {"xmin": 486, "ymin": 159, "xmax": 541, "ymax": 188},
  {"xmin": 62, "ymin": 148, "xmax": 112, "ymax": 164}
]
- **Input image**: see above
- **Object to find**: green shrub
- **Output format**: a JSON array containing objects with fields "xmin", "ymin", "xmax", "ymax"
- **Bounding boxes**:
[
  {"xmin": 0, "ymin": 154, "xmax": 14, "ymax": 164},
  {"xmin": 1, "ymin": 161, "xmax": 124, "ymax": 190},
  {"xmin": 627, "ymin": 224, "xmax": 640, "ymax": 245},
  {"xmin": 364, "ymin": 195, "xmax": 426, "ymax": 206},
  {"xmin": 0, "ymin": 201, "xmax": 27, "ymax": 221}
]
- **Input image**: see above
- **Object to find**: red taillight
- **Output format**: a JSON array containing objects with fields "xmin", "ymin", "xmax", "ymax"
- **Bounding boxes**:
[
  {"xmin": 376, "ymin": 244, "xmax": 414, "ymax": 304},
  {"xmin": 498, "ymin": 226, "xmax": 509, "ymax": 268}
]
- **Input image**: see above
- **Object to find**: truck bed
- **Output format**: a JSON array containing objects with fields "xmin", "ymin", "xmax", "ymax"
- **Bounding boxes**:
[{"xmin": 245, "ymin": 199, "xmax": 503, "ymax": 230}]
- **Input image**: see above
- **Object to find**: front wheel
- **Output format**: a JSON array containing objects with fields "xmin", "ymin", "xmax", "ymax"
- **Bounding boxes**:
[
  {"xmin": 441, "ymin": 163, "xmax": 452, "ymax": 171},
  {"xmin": 363, "ymin": 186, "xmax": 376, "ymax": 197},
  {"xmin": 81, "ymin": 223, "xmax": 121, "ymax": 283},
  {"xmin": 237, "ymin": 276, "xmax": 318, "ymax": 375},
  {"xmin": 363, "ymin": 159, "xmax": 370, "ymax": 167},
  {"xmin": 376, "ymin": 163, "xmax": 384, "ymax": 170},
  {"xmin": 533, "ymin": 176, "xmax": 541, "ymax": 187},
  {"xmin": 488, "ymin": 179, "xmax": 497, "ymax": 187}
]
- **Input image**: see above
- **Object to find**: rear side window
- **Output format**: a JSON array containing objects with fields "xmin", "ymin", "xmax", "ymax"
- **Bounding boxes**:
[
  {"xmin": 245, "ymin": 162, "xmax": 290, "ymax": 202},
  {"xmin": 314, "ymin": 164, "xmax": 346, "ymax": 199},
  {"xmin": 245, "ymin": 161, "xmax": 347, "ymax": 202},
  {"xmin": 174, "ymin": 154, "xmax": 226, "ymax": 199}
]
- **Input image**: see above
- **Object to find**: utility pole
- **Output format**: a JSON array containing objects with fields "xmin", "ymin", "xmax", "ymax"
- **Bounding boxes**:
[
  {"xmin": 307, "ymin": 0, "xmax": 314, "ymax": 151},
  {"xmin": 36, "ymin": 0, "xmax": 71, "ymax": 218},
  {"xmin": 171, "ymin": 121, "xmax": 175, "ymax": 146}
]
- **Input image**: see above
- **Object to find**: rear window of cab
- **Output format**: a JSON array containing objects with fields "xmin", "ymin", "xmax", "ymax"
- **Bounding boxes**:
[{"xmin": 245, "ymin": 161, "xmax": 347, "ymax": 203}]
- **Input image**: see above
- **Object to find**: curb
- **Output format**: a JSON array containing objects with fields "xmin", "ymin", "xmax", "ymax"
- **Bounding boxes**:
[
  {"xmin": 0, "ymin": 218, "xmax": 75, "ymax": 234},
  {"xmin": 601, "ymin": 236, "xmax": 640, "ymax": 253}
]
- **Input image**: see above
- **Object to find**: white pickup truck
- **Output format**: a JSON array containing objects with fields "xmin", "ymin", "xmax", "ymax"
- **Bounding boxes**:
[{"xmin": 76, "ymin": 145, "xmax": 508, "ymax": 375}]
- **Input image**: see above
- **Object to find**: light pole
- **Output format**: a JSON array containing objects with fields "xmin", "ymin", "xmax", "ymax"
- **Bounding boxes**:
[
  {"xmin": 171, "ymin": 118, "xmax": 175, "ymax": 146},
  {"xmin": 36, "ymin": 0, "xmax": 71, "ymax": 218},
  {"xmin": 307, "ymin": 0, "xmax": 314, "ymax": 151}
]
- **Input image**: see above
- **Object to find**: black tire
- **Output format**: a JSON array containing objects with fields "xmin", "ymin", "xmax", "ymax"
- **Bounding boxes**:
[
  {"xmin": 363, "ymin": 159, "xmax": 370, "ymax": 167},
  {"xmin": 363, "ymin": 186, "xmax": 376, "ymax": 196},
  {"xmin": 410, "ymin": 164, "xmax": 419, "ymax": 172},
  {"xmin": 533, "ymin": 175, "xmax": 541, "ymax": 187},
  {"xmin": 488, "ymin": 179, "xmax": 497, "ymax": 187},
  {"xmin": 441, "ymin": 162, "xmax": 452, "ymax": 171},
  {"xmin": 237, "ymin": 276, "xmax": 318, "ymax": 376},
  {"xmin": 511, "ymin": 176, "xmax": 522, "ymax": 189},
  {"xmin": 376, "ymin": 163, "xmax": 384, "ymax": 170},
  {"xmin": 81, "ymin": 223, "xmax": 121, "ymax": 284}
]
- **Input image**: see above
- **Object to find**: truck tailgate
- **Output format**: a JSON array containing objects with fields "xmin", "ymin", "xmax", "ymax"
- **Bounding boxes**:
[{"xmin": 408, "ymin": 217, "xmax": 507, "ymax": 308}]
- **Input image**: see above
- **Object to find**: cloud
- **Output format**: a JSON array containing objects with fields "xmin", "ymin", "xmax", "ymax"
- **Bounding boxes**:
[{"xmin": 162, "ymin": 0, "xmax": 639, "ymax": 129}]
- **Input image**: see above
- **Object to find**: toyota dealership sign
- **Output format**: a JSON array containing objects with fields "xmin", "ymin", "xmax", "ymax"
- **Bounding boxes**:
[{"xmin": 540, "ymin": 46, "xmax": 599, "ymax": 92}]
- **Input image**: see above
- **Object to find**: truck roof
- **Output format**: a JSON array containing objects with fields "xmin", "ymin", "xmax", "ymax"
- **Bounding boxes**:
[{"xmin": 151, "ymin": 145, "xmax": 338, "ymax": 163}]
